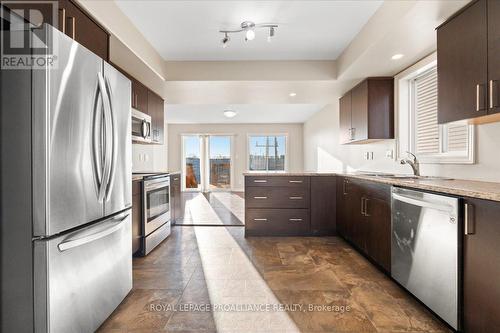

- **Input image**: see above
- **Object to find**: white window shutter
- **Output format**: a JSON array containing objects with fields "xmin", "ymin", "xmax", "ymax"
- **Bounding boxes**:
[
  {"xmin": 444, "ymin": 123, "xmax": 469, "ymax": 152},
  {"xmin": 414, "ymin": 68, "xmax": 439, "ymax": 155}
]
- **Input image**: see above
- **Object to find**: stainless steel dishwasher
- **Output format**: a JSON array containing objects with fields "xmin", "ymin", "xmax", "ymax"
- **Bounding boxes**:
[{"xmin": 391, "ymin": 187, "xmax": 459, "ymax": 330}]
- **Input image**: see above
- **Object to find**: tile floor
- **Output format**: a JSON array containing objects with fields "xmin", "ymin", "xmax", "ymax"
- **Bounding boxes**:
[
  {"xmin": 175, "ymin": 192, "xmax": 245, "ymax": 226},
  {"xmin": 98, "ymin": 192, "xmax": 450, "ymax": 333}
]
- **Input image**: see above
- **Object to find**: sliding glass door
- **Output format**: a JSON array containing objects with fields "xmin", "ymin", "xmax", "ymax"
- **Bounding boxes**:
[
  {"xmin": 182, "ymin": 135, "xmax": 202, "ymax": 191},
  {"xmin": 182, "ymin": 135, "xmax": 232, "ymax": 192},
  {"xmin": 208, "ymin": 136, "xmax": 232, "ymax": 191}
]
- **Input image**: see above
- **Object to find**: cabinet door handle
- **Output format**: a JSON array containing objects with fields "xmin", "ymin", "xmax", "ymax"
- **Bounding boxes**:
[
  {"xmin": 490, "ymin": 80, "xmax": 498, "ymax": 109},
  {"xmin": 59, "ymin": 8, "xmax": 66, "ymax": 34},
  {"xmin": 361, "ymin": 198, "xmax": 365, "ymax": 215},
  {"xmin": 343, "ymin": 180, "xmax": 348, "ymax": 195},
  {"xmin": 289, "ymin": 196, "xmax": 303, "ymax": 200},
  {"xmin": 288, "ymin": 180, "xmax": 303, "ymax": 183},
  {"xmin": 464, "ymin": 203, "xmax": 475, "ymax": 235},
  {"xmin": 351, "ymin": 128, "xmax": 356, "ymax": 140},
  {"xmin": 253, "ymin": 218, "xmax": 268, "ymax": 222},
  {"xmin": 67, "ymin": 16, "xmax": 76, "ymax": 39},
  {"xmin": 253, "ymin": 196, "xmax": 267, "ymax": 199},
  {"xmin": 253, "ymin": 180, "xmax": 267, "ymax": 183},
  {"xmin": 476, "ymin": 84, "xmax": 486, "ymax": 112},
  {"xmin": 364, "ymin": 198, "xmax": 370, "ymax": 217},
  {"xmin": 289, "ymin": 218, "xmax": 303, "ymax": 222},
  {"xmin": 174, "ymin": 178, "xmax": 179, "ymax": 181}
]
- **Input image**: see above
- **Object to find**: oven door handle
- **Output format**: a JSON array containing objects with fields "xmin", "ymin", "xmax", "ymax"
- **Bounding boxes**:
[{"xmin": 145, "ymin": 183, "xmax": 169, "ymax": 192}]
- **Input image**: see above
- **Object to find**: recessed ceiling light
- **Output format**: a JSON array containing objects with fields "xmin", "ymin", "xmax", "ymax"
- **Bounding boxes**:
[
  {"xmin": 391, "ymin": 53, "xmax": 404, "ymax": 60},
  {"xmin": 289, "ymin": 92, "xmax": 297, "ymax": 97},
  {"xmin": 223, "ymin": 109, "xmax": 237, "ymax": 118}
]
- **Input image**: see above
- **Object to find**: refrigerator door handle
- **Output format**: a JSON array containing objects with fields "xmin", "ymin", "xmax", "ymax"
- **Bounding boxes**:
[
  {"xmin": 57, "ymin": 213, "xmax": 129, "ymax": 252},
  {"xmin": 92, "ymin": 81, "xmax": 104, "ymax": 200},
  {"xmin": 104, "ymin": 77, "xmax": 117, "ymax": 202},
  {"xmin": 97, "ymin": 72, "xmax": 113, "ymax": 202}
]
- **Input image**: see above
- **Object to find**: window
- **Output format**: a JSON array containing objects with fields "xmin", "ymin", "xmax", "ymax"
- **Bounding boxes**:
[
  {"xmin": 248, "ymin": 135, "xmax": 287, "ymax": 172},
  {"xmin": 396, "ymin": 53, "xmax": 475, "ymax": 164}
]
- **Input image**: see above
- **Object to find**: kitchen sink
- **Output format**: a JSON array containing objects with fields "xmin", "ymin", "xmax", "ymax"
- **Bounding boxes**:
[
  {"xmin": 355, "ymin": 172, "xmax": 453, "ymax": 180},
  {"xmin": 381, "ymin": 175, "xmax": 454, "ymax": 180}
]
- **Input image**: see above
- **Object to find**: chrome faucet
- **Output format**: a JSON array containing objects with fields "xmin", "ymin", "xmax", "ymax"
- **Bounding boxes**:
[{"xmin": 400, "ymin": 151, "xmax": 420, "ymax": 176}]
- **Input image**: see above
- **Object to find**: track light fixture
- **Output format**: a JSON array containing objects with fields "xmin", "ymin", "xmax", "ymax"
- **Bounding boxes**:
[
  {"xmin": 219, "ymin": 21, "xmax": 278, "ymax": 47},
  {"xmin": 221, "ymin": 32, "xmax": 230, "ymax": 48}
]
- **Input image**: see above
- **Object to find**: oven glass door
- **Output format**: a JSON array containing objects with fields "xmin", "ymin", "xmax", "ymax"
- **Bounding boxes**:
[{"xmin": 146, "ymin": 185, "xmax": 170, "ymax": 223}]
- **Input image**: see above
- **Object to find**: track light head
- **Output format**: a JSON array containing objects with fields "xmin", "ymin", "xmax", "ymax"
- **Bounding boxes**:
[
  {"xmin": 267, "ymin": 26, "xmax": 275, "ymax": 42},
  {"xmin": 221, "ymin": 33, "xmax": 230, "ymax": 48}
]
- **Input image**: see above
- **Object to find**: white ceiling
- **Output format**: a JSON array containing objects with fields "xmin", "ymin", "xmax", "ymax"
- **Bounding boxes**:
[
  {"xmin": 115, "ymin": 0, "xmax": 383, "ymax": 61},
  {"xmin": 167, "ymin": 104, "xmax": 325, "ymax": 124}
]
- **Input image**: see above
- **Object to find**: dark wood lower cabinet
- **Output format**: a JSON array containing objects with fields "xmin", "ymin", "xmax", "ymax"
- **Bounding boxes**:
[
  {"xmin": 170, "ymin": 174, "xmax": 181, "ymax": 225},
  {"xmin": 336, "ymin": 177, "xmax": 391, "ymax": 272},
  {"xmin": 363, "ymin": 183, "xmax": 391, "ymax": 272},
  {"xmin": 463, "ymin": 197, "xmax": 500, "ymax": 332},
  {"xmin": 131, "ymin": 180, "xmax": 142, "ymax": 255},
  {"xmin": 310, "ymin": 176, "xmax": 336, "ymax": 235}
]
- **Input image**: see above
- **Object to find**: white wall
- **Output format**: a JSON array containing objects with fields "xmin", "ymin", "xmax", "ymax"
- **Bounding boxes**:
[
  {"xmin": 168, "ymin": 123, "xmax": 304, "ymax": 191},
  {"xmin": 303, "ymin": 104, "xmax": 500, "ymax": 183}
]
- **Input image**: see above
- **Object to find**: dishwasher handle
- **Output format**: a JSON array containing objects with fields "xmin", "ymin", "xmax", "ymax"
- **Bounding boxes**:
[{"xmin": 392, "ymin": 192, "xmax": 454, "ymax": 213}]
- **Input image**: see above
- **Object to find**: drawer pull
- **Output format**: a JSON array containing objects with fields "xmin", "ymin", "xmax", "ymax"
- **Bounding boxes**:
[
  {"xmin": 289, "ymin": 218, "xmax": 303, "ymax": 222},
  {"xmin": 174, "ymin": 177, "xmax": 179, "ymax": 181},
  {"xmin": 253, "ymin": 180, "xmax": 267, "ymax": 183},
  {"xmin": 253, "ymin": 218, "xmax": 268, "ymax": 222},
  {"xmin": 288, "ymin": 180, "xmax": 303, "ymax": 183},
  {"xmin": 253, "ymin": 196, "xmax": 268, "ymax": 199},
  {"xmin": 289, "ymin": 196, "xmax": 303, "ymax": 200}
]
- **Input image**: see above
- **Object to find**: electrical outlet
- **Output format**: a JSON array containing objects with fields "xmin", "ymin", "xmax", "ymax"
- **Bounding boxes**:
[{"xmin": 385, "ymin": 149, "xmax": 394, "ymax": 159}]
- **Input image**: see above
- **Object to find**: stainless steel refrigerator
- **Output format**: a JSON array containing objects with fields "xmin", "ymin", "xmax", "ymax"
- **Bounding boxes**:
[{"xmin": 1, "ymin": 24, "xmax": 132, "ymax": 332}]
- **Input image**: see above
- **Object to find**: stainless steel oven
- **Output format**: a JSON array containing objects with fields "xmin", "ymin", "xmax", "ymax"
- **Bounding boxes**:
[
  {"xmin": 141, "ymin": 174, "xmax": 171, "ymax": 255},
  {"xmin": 132, "ymin": 109, "xmax": 151, "ymax": 143}
]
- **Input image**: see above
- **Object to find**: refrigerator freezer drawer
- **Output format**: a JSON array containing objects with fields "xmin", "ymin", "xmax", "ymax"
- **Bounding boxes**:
[{"xmin": 34, "ymin": 211, "xmax": 132, "ymax": 333}]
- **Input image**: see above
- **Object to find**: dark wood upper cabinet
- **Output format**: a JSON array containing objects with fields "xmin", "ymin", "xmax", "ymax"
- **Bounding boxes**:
[
  {"xmin": 339, "ymin": 92, "xmax": 352, "ymax": 144},
  {"xmin": 132, "ymin": 80, "xmax": 149, "ymax": 114},
  {"xmin": 148, "ymin": 90, "xmax": 165, "ymax": 144},
  {"xmin": 110, "ymin": 63, "xmax": 165, "ymax": 145},
  {"xmin": 339, "ymin": 77, "xmax": 394, "ymax": 144},
  {"xmin": 437, "ymin": 0, "xmax": 488, "ymax": 123},
  {"xmin": 310, "ymin": 176, "xmax": 336, "ymax": 236},
  {"xmin": 463, "ymin": 197, "xmax": 500, "ymax": 332},
  {"xmin": 351, "ymin": 80, "xmax": 369, "ymax": 142},
  {"xmin": 2, "ymin": 0, "xmax": 109, "ymax": 60},
  {"xmin": 488, "ymin": 0, "xmax": 500, "ymax": 115},
  {"xmin": 437, "ymin": 0, "xmax": 500, "ymax": 123},
  {"xmin": 59, "ymin": 0, "xmax": 109, "ymax": 61}
]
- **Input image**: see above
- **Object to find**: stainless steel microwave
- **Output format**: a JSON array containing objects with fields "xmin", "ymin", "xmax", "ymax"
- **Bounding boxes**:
[{"xmin": 131, "ymin": 109, "xmax": 151, "ymax": 143}]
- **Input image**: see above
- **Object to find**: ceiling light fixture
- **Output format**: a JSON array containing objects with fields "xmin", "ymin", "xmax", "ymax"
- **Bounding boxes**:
[
  {"xmin": 267, "ymin": 26, "xmax": 275, "ymax": 43},
  {"xmin": 391, "ymin": 53, "xmax": 404, "ymax": 60},
  {"xmin": 220, "ymin": 21, "xmax": 278, "ymax": 47},
  {"xmin": 221, "ymin": 32, "xmax": 230, "ymax": 48},
  {"xmin": 289, "ymin": 92, "xmax": 297, "ymax": 97},
  {"xmin": 223, "ymin": 109, "xmax": 237, "ymax": 118}
]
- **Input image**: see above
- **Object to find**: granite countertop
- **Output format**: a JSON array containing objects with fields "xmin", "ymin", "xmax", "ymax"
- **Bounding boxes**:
[
  {"xmin": 132, "ymin": 171, "xmax": 181, "ymax": 182},
  {"xmin": 243, "ymin": 172, "xmax": 500, "ymax": 202}
]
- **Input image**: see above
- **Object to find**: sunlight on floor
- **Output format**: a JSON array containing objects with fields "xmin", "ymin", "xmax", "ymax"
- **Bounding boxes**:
[
  {"xmin": 210, "ymin": 192, "xmax": 245, "ymax": 224},
  {"xmin": 193, "ymin": 226, "xmax": 300, "ymax": 333}
]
